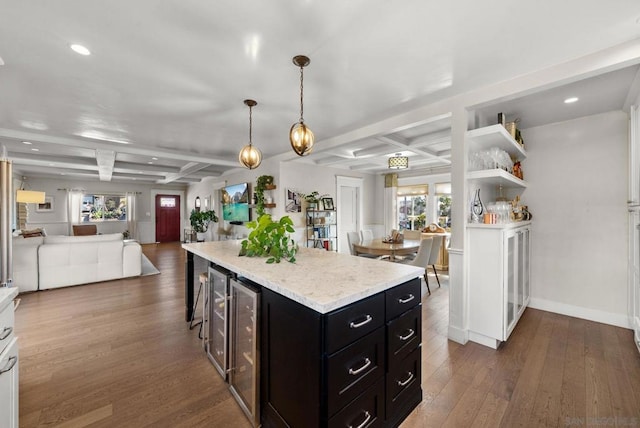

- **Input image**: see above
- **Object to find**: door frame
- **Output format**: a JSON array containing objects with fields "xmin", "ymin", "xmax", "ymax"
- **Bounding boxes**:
[
  {"xmin": 336, "ymin": 176, "xmax": 364, "ymax": 254},
  {"xmin": 151, "ymin": 189, "xmax": 185, "ymax": 242}
]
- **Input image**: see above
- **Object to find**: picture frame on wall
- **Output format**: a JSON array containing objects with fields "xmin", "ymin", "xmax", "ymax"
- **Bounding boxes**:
[
  {"xmin": 285, "ymin": 188, "xmax": 301, "ymax": 213},
  {"xmin": 36, "ymin": 196, "xmax": 54, "ymax": 212},
  {"xmin": 321, "ymin": 197, "xmax": 334, "ymax": 210}
]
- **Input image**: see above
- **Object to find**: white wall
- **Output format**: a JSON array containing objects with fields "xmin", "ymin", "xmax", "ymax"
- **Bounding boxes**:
[
  {"xmin": 524, "ymin": 111, "xmax": 629, "ymax": 327},
  {"xmin": 186, "ymin": 158, "xmax": 381, "ymax": 244},
  {"xmin": 21, "ymin": 177, "xmax": 186, "ymax": 243}
]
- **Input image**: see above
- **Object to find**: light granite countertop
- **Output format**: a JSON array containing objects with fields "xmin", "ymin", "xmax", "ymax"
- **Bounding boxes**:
[
  {"xmin": 0, "ymin": 287, "xmax": 19, "ymax": 312},
  {"xmin": 183, "ymin": 240, "xmax": 424, "ymax": 314}
]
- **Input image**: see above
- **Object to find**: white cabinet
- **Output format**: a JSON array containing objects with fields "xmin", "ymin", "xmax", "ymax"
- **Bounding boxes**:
[
  {"xmin": 0, "ymin": 288, "xmax": 18, "ymax": 428},
  {"xmin": 468, "ymin": 223, "xmax": 531, "ymax": 349}
]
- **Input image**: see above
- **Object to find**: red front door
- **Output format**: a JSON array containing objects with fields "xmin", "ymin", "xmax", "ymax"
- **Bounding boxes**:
[{"xmin": 156, "ymin": 195, "xmax": 180, "ymax": 242}]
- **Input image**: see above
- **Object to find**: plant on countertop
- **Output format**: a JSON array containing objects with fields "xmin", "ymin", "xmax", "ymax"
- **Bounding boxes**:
[
  {"xmin": 190, "ymin": 209, "xmax": 219, "ymax": 233},
  {"xmin": 255, "ymin": 175, "xmax": 274, "ymax": 217},
  {"xmin": 240, "ymin": 214, "xmax": 298, "ymax": 263}
]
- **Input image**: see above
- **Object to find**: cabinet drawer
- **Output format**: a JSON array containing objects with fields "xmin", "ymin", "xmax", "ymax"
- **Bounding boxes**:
[
  {"xmin": 328, "ymin": 377, "xmax": 384, "ymax": 428},
  {"xmin": 387, "ymin": 304, "xmax": 421, "ymax": 367},
  {"xmin": 0, "ymin": 302, "xmax": 15, "ymax": 355},
  {"xmin": 327, "ymin": 327, "xmax": 385, "ymax": 416},
  {"xmin": 325, "ymin": 293, "xmax": 384, "ymax": 354},
  {"xmin": 386, "ymin": 278, "xmax": 420, "ymax": 321},
  {"xmin": 386, "ymin": 348, "xmax": 422, "ymax": 419}
]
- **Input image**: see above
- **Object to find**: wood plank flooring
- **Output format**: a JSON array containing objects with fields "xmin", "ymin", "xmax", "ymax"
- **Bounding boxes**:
[{"xmin": 14, "ymin": 242, "xmax": 640, "ymax": 427}]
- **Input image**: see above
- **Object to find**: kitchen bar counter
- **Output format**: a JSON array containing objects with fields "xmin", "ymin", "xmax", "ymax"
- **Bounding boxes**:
[{"xmin": 183, "ymin": 240, "xmax": 423, "ymax": 314}]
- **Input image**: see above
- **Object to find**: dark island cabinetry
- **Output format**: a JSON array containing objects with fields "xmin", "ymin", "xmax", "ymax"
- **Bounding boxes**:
[{"xmin": 261, "ymin": 277, "xmax": 422, "ymax": 428}]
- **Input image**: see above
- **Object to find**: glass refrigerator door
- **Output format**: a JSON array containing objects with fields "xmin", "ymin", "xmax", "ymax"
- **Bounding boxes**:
[
  {"xmin": 229, "ymin": 279, "xmax": 260, "ymax": 428},
  {"xmin": 207, "ymin": 267, "xmax": 230, "ymax": 379}
]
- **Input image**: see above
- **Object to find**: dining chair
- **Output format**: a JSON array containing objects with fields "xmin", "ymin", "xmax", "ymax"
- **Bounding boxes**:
[
  {"xmin": 360, "ymin": 229, "xmax": 374, "ymax": 242},
  {"xmin": 346, "ymin": 231, "xmax": 360, "ymax": 256},
  {"xmin": 402, "ymin": 237, "xmax": 434, "ymax": 295},
  {"xmin": 427, "ymin": 235, "xmax": 444, "ymax": 289}
]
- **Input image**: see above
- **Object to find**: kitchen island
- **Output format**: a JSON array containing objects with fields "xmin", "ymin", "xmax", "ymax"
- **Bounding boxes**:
[{"xmin": 183, "ymin": 240, "xmax": 424, "ymax": 428}]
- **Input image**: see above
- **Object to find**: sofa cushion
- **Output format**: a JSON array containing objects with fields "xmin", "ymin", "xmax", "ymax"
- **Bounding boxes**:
[{"xmin": 44, "ymin": 233, "xmax": 123, "ymax": 245}]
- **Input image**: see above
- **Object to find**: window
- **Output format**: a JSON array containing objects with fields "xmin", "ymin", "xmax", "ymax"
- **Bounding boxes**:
[
  {"xmin": 436, "ymin": 182, "xmax": 451, "ymax": 229},
  {"xmin": 397, "ymin": 185, "xmax": 428, "ymax": 231},
  {"xmin": 81, "ymin": 194, "xmax": 127, "ymax": 222}
]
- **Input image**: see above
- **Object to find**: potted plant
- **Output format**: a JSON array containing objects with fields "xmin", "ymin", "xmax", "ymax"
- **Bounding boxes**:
[
  {"xmin": 190, "ymin": 208, "xmax": 219, "ymax": 241},
  {"xmin": 302, "ymin": 190, "xmax": 329, "ymax": 210},
  {"xmin": 240, "ymin": 214, "xmax": 298, "ymax": 263},
  {"xmin": 255, "ymin": 175, "xmax": 275, "ymax": 217}
]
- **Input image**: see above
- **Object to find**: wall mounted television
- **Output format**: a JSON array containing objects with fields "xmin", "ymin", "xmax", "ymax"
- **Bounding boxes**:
[{"xmin": 221, "ymin": 182, "xmax": 251, "ymax": 223}]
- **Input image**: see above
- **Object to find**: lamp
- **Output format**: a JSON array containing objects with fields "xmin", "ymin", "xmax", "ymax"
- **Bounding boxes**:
[
  {"xmin": 195, "ymin": 196, "xmax": 201, "ymax": 212},
  {"xmin": 238, "ymin": 99, "xmax": 262, "ymax": 170},
  {"xmin": 16, "ymin": 176, "xmax": 45, "ymax": 203},
  {"xmin": 388, "ymin": 153, "xmax": 409, "ymax": 170},
  {"xmin": 290, "ymin": 55, "xmax": 314, "ymax": 156}
]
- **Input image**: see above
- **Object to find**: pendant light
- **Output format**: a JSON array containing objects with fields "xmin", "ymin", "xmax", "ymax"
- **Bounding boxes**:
[
  {"xmin": 238, "ymin": 99, "xmax": 262, "ymax": 170},
  {"xmin": 388, "ymin": 153, "xmax": 409, "ymax": 170},
  {"xmin": 290, "ymin": 55, "xmax": 314, "ymax": 156}
]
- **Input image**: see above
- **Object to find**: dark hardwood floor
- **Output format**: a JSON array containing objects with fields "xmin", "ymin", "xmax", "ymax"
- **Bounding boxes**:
[{"xmin": 14, "ymin": 243, "xmax": 640, "ymax": 427}]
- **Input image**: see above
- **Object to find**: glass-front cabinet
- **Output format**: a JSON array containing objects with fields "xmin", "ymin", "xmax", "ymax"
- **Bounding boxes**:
[{"xmin": 468, "ymin": 223, "xmax": 531, "ymax": 349}]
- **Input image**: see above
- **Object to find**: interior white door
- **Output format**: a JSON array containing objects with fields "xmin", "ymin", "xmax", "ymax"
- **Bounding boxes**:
[{"xmin": 337, "ymin": 186, "xmax": 358, "ymax": 254}]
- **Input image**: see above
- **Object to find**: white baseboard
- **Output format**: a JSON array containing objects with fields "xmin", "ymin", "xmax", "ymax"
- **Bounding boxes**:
[
  {"xmin": 529, "ymin": 297, "xmax": 632, "ymax": 329},
  {"xmin": 447, "ymin": 324, "xmax": 468, "ymax": 345}
]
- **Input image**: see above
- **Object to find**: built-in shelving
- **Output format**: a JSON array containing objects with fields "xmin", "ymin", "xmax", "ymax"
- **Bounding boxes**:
[
  {"xmin": 467, "ymin": 124, "xmax": 527, "ymax": 160},
  {"xmin": 466, "ymin": 168, "xmax": 527, "ymax": 188}
]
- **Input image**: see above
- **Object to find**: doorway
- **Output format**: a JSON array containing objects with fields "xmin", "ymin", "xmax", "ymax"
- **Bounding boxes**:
[
  {"xmin": 155, "ymin": 194, "xmax": 180, "ymax": 242},
  {"xmin": 336, "ymin": 176, "xmax": 364, "ymax": 254}
]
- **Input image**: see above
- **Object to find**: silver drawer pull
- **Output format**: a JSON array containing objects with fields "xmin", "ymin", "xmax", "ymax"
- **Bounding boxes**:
[
  {"xmin": 397, "ymin": 371, "xmax": 414, "ymax": 387},
  {"xmin": 349, "ymin": 315, "xmax": 372, "ymax": 329},
  {"xmin": 0, "ymin": 356, "xmax": 17, "ymax": 375},
  {"xmin": 0, "ymin": 327, "xmax": 12, "ymax": 340},
  {"xmin": 398, "ymin": 328, "xmax": 415, "ymax": 341},
  {"xmin": 398, "ymin": 294, "xmax": 415, "ymax": 304},
  {"xmin": 349, "ymin": 410, "xmax": 371, "ymax": 428},
  {"xmin": 348, "ymin": 357, "xmax": 372, "ymax": 376}
]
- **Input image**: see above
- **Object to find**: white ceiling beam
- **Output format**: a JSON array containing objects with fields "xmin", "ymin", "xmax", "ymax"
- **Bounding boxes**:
[
  {"xmin": 96, "ymin": 149, "xmax": 116, "ymax": 181},
  {"xmin": 375, "ymin": 136, "xmax": 451, "ymax": 165},
  {"xmin": 0, "ymin": 128, "xmax": 239, "ymax": 167},
  {"xmin": 156, "ymin": 162, "xmax": 213, "ymax": 184}
]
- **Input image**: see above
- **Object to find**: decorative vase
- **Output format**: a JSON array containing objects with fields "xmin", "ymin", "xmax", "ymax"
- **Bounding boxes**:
[{"xmin": 471, "ymin": 189, "xmax": 484, "ymax": 223}]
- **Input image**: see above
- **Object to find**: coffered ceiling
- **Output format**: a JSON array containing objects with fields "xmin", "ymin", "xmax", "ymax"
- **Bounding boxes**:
[{"xmin": 0, "ymin": 1, "xmax": 639, "ymax": 184}]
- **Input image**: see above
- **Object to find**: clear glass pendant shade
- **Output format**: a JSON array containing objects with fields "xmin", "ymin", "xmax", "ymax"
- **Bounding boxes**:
[
  {"xmin": 239, "ymin": 144, "xmax": 262, "ymax": 170},
  {"xmin": 289, "ymin": 122, "xmax": 314, "ymax": 156}
]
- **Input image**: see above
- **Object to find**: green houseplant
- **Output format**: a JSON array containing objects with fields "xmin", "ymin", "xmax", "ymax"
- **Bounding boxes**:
[
  {"xmin": 240, "ymin": 214, "xmax": 298, "ymax": 263},
  {"xmin": 190, "ymin": 209, "xmax": 219, "ymax": 240},
  {"xmin": 254, "ymin": 175, "xmax": 274, "ymax": 217}
]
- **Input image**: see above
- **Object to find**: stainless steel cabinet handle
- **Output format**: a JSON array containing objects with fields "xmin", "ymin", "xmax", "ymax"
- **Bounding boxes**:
[
  {"xmin": 0, "ymin": 356, "xmax": 17, "ymax": 375},
  {"xmin": 397, "ymin": 371, "xmax": 414, "ymax": 387},
  {"xmin": 398, "ymin": 294, "xmax": 415, "ymax": 304},
  {"xmin": 398, "ymin": 328, "xmax": 415, "ymax": 341},
  {"xmin": 349, "ymin": 411, "xmax": 371, "ymax": 428},
  {"xmin": 0, "ymin": 326, "xmax": 12, "ymax": 340},
  {"xmin": 348, "ymin": 357, "xmax": 372, "ymax": 375},
  {"xmin": 349, "ymin": 315, "xmax": 372, "ymax": 329}
]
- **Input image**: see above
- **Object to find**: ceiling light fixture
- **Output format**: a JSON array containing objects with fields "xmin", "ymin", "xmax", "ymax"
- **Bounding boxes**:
[
  {"xmin": 388, "ymin": 153, "xmax": 409, "ymax": 170},
  {"xmin": 22, "ymin": 141, "xmax": 32, "ymax": 145},
  {"xmin": 290, "ymin": 55, "xmax": 314, "ymax": 156},
  {"xmin": 31, "ymin": 148, "xmax": 39, "ymax": 152},
  {"xmin": 564, "ymin": 97, "xmax": 579, "ymax": 104},
  {"xmin": 238, "ymin": 99, "xmax": 262, "ymax": 170},
  {"xmin": 70, "ymin": 44, "xmax": 91, "ymax": 56}
]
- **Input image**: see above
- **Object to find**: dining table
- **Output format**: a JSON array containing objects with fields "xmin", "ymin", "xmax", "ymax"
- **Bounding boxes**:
[{"xmin": 352, "ymin": 238, "xmax": 421, "ymax": 261}]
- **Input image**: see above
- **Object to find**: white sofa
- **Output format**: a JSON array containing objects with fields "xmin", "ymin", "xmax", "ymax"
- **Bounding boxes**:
[{"xmin": 12, "ymin": 233, "xmax": 142, "ymax": 293}]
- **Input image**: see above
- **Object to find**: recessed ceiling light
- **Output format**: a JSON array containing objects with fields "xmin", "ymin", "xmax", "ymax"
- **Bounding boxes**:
[
  {"xmin": 152, "ymin": 157, "xmax": 158, "ymax": 160},
  {"xmin": 48, "ymin": 163, "xmax": 55, "ymax": 166},
  {"xmin": 60, "ymin": 173, "xmax": 65, "ymax": 176},
  {"xmin": 31, "ymin": 148, "xmax": 39, "ymax": 152},
  {"xmin": 70, "ymin": 44, "xmax": 91, "ymax": 56},
  {"xmin": 564, "ymin": 97, "xmax": 579, "ymax": 104},
  {"xmin": 147, "ymin": 161, "xmax": 153, "ymax": 164},
  {"xmin": 22, "ymin": 141, "xmax": 32, "ymax": 145}
]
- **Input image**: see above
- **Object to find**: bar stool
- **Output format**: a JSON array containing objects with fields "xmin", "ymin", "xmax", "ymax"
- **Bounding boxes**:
[{"xmin": 189, "ymin": 271, "xmax": 207, "ymax": 338}]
